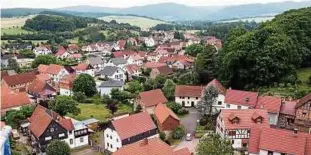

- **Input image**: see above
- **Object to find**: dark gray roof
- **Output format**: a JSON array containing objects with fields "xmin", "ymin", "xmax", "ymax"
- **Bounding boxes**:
[
  {"xmin": 99, "ymin": 66, "xmax": 119, "ymax": 76},
  {"xmin": 110, "ymin": 58, "xmax": 127, "ymax": 65},
  {"xmin": 99, "ymin": 79, "xmax": 124, "ymax": 87},
  {"xmin": 1, "ymin": 55, "xmax": 14, "ymax": 60},
  {"xmin": 88, "ymin": 57, "xmax": 104, "ymax": 65}
]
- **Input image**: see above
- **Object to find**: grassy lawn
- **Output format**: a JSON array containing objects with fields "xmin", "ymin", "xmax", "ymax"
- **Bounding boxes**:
[
  {"xmin": 98, "ymin": 15, "xmax": 167, "ymax": 29},
  {"xmin": 259, "ymin": 67, "xmax": 311, "ymax": 97},
  {"xmin": 1, "ymin": 27, "xmax": 32, "ymax": 35},
  {"xmin": 68, "ymin": 103, "xmax": 133, "ymax": 121},
  {"xmin": 1, "ymin": 15, "xmax": 36, "ymax": 28},
  {"xmin": 1, "ymin": 40, "xmax": 47, "ymax": 45}
]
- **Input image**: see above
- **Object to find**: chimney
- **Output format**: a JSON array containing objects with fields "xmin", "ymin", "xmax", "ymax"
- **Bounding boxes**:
[
  {"xmin": 293, "ymin": 128, "xmax": 298, "ymax": 135},
  {"xmin": 140, "ymin": 138, "xmax": 148, "ymax": 146}
]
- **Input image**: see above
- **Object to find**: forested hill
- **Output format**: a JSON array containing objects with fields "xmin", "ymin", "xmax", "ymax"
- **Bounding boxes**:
[{"xmin": 219, "ymin": 7, "xmax": 311, "ymax": 89}]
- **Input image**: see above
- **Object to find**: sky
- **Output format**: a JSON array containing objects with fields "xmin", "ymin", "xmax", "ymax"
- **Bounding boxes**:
[{"xmin": 1, "ymin": 0, "xmax": 303, "ymax": 8}]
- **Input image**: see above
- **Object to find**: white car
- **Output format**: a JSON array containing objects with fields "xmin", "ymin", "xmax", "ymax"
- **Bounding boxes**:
[{"xmin": 186, "ymin": 133, "xmax": 192, "ymax": 141}]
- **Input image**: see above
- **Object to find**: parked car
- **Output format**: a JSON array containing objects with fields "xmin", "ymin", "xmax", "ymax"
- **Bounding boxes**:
[
  {"xmin": 11, "ymin": 129, "xmax": 20, "ymax": 139},
  {"xmin": 186, "ymin": 133, "xmax": 192, "ymax": 141}
]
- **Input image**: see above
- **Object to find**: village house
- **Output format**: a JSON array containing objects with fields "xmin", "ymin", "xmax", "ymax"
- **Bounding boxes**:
[
  {"xmin": 135, "ymin": 89, "xmax": 168, "ymax": 114},
  {"xmin": 294, "ymin": 93, "xmax": 311, "ymax": 133},
  {"xmin": 248, "ymin": 126, "xmax": 311, "ymax": 155},
  {"xmin": 16, "ymin": 58, "xmax": 34, "ymax": 68},
  {"xmin": 154, "ymin": 103, "xmax": 180, "ymax": 131},
  {"xmin": 67, "ymin": 44, "xmax": 80, "ymax": 53},
  {"xmin": 1, "ymin": 81, "xmax": 31, "ymax": 116},
  {"xmin": 144, "ymin": 37, "xmax": 156, "ymax": 47},
  {"xmin": 224, "ymin": 89, "xmax": 259, "ymax": 110},
  {"xmin": 124, "ymin": 64, "xmax": 141, "ymax": 80},
  {"xmin": 36, "ymin": 73, "xmax": 52, "ymax": 84},
  {"xmin": 55, "ymin": 47, "xmax": 70, "ymax": 59},
  {"xmin": 116, "ymin": 40, "xmax": 126, "ymax": 51},
  {"xmin": 2, "ymin": 71, "xmax": 37, "ymax": 92},
  {"xmin": 112, "ymin": 137, "xmax": 190, "ymax": 155},
  {"xmin": 81, "ymin": 44, "xmax": 97, "ymax": 52},
  {"xmin": 150, "ymin": 66, "xmax": 173, "ymax": 79},
  {"xmin": 59, "ymin": 75, "xmax": 75, "ymax": 96},
  {"xmin": 99, "ymin": 66, "xmax": 126, "ymax": 82},
  {"xmin": 216, "ymin": 109, "xmax": 269, "ymax": 150},
  {"xmin": 147, "ymin": 52, "xmax": 162, "ymax": 62},
  {"xmin": 112, "ymin": 51, "xmax": 137, "ymax": 59},
  {"xmin": 74, "ymin": 63, "xmax": 95, "ymax": 77},
  {"xmin": 38, "ymin": 64, "xmax": 70, "ymax": 82},
  {"xmin": 85, "ymin": 56, "xmax": 104, "ymax": 72},
  {"xmin": 143, "ymin": 62, "xmax": 167, "ymax": 70},
  {"xmin": 104, "ymin": 112, "xmax": 158, "ymax": 152},
  {"xmin": 68, "ymin": 53, "xmax": 82, "ymax": 62},
  {"xmin": 277, "ymin": 100, "xmax": 297, "ymax": 130},
  {"xmin": 28, "ymin": 105, "xmax": 91, "ymax": 153},
  {"xmin": 127, "ymin": 54, "xmax": 144, "ymax": 66},
  {"xmin": 97, "ymin": 42, "xmax": 114, "ymax": 54},
  {"xmin": 202, "ymin": 36, "xmax": 222, "ymax": 50},
  {"xmin": 1, "ymin": 55, "xmax": 16, "ymax": 68},
  {"xmin": 206, "ymin": 79, "xmax": 227, "ymax": 112},
  {"xmin": 33, "ymin": 45, "xmax": 52, "ymax": 56},
  {"xmin": 98, "ymin": 79, "xmax": 124, "ymax": 96},
  {"xmin": 175, "ymin": 85, "xmax": 203, "ymax": 107},
  {"xmin": 255, "ymin": 96, "xmax": 282, "ymax": 126},
  {"xmin": 27, "ymin": 79, "xmax": 57, "ymax": 103},
  {"xmin": 106, "ymin": 58, "xmax": 128, "ymax": 68}
]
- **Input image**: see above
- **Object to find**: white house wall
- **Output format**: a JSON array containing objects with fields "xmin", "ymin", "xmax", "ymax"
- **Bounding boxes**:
[
  {"xmin": 60, "ymin": 88, "xmax": 73, "ymax": 96},
  {"xmin": 104, "ymin": 128, "xmax": 122, "ymax": 152}
]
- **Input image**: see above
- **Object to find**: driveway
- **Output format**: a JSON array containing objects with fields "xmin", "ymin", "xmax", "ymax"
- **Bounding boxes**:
[{"xmin": 174, "ymin": 108, "xmax": 201, "ymax": 153}]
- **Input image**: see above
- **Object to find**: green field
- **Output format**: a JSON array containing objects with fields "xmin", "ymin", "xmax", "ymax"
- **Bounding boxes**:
[
  {"xmin": 68, "ymin": 103, "xmax": 133, "ymax": 121},
  {"xmin": 1, "ymin": 27, "xmax": 31, "ymax": 35},
  {"xmin": 220, "ymin": 16, "xmax": 275, "ymax": 23},
  {"xmin": 99, "ymin": 15, "xmax": 166, "ymax": 30},
  {"xmin": 259, "ymin": 67, "xmax": 311, "ymax": 97},
  {"xmin": 1, "ymin": 15, "xmax": 36, "ymax": 35}
]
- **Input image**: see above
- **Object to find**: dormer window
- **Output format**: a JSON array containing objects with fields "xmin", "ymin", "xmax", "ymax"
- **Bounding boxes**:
[
  {"xmin": 252, "ymin": 112, "xmax": 263, "ymax": 124},
  {"xmin": 228, "ymin": 113, "xmax": 240, "ymax": 124}
]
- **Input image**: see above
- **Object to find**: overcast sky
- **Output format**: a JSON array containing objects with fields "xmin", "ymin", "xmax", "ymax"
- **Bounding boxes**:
[{"xmin": 1, "ymin": 0, "xmax": 303, "ymax": 8}]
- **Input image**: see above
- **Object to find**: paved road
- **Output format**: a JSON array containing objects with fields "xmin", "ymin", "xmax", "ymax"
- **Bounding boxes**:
[{"xmin": 174, "ymin": 108, "xmax": 201, "ymax": 153}]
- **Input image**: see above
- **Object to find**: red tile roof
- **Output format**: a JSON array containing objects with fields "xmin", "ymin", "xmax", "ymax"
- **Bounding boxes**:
[
  {"xmin": 255, "ymin": 96, "xmax": 282, "ymax": 114},
  {"xmin": 55, "ymin": 47, "xmax": 66, "ymax": 56},
  {"xmin": 220, "ymin": 109, "xmax": 269, "ymax": 130},
  {"xmin": 69, "ymin": 53, "xmax": 82, "ymax": 58},
  {"xmin": 74, "ymin": 63, "xmax": 92, "ymax": 71},
  {"xmin": 206, "ymin": 79, "xmax": 226, "ymax": 95},
  {"xmin": 1, "ymin": 81, "xmax": 31, "ymax": 110},
  {"xmin": 175, "ymin": 85, "xmax": 203, "ymax": 98},
  {"xmin": 249, "ymin": 126, "xmax": 311, "ymax": 155},
  {"xmin": 143, "ymin": 62, "xmax": 167, "ymax": 69},
  {"xmin": 224, "ymin": 89, "xmax": 259, "ymax": 107},
  {"xmin": 113, "ymin": 137, "xmax": 191, "ymax": 155},
  {"xmin": 46, "ymin": 64, "xmax": 64, "ymax": 75},
  {"xmin": 27, "ymin": 79, "xmax": 55, "ymax": 94},
  {"xmin": 154, "ymin": 103, "xmax": 179, "ymax": 124},
  {"xmin": 154, "ymin": 66, "xmax": 173, "ymax": 75},
  {"xmin": 117, "ymin": 40, "xmax": 126, "ymax": 49},
  {"xmin": 125, "ymin": 64, "xmax": 140, "ymax": 74},
  {"xmin": 111, "ymin": 112, "xmax": 157, "ymax": 140},
  {"xmin": 280, "ymin": 100, "xmax": 297, "ymax": 116},
  {"xmin": 138, "ymin": 89, "xmax": 168, "ymax": 107},
  {"xmin": 38, "ymin": 64, "xmax": 49, "ymax": 73},
  {"xmin": 2, "ymin": 71, "xmax": 36, "ymax": 87},
  {"xmin": 28, "ymin": 105, "xmax": 74, "ymax": 138},
  {"xmin": 59, "ymin": 74, "xmax": 76, "ymax": 89},
  {"xmin": 36, "ymin": 73, "xmax": 51, "ymax": 82}
]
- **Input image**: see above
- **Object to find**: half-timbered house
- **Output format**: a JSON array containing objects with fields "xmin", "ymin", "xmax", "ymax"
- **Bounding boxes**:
[{"xmin": 295, "ymin": 93, "xmax": 311, "ymax": 133}]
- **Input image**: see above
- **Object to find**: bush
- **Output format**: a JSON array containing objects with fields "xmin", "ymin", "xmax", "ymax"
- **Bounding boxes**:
[
  {"xmin": 84, "ymin": 98, "xmax": 93, "ymax": 103},
  {"xmin": 159, "ymin": 131, "xmax": 166, "ymax": 141},
  {"xmin": 166, "ymin": 102, "xmax": 182, "ymax": 114},
  {"xmin": 172, "ymin": 126, "xmax": 185, "ymax": 139},
  {"xmin": 177, "ymin": 108, "xmax": 189, "ymax": 115},
  {"xmin": 73, "ymin": 92, "xmax": 87, "ymax": 103},
  {"xmin": 199, "ymin": 118, "xmax": 208, "ymax": 126}
]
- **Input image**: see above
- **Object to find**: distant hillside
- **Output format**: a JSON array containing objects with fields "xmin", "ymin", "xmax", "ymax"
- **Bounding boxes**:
[
  {"xmin": 3, "ymin": 1, "xmax": 311, "ymax": 21},
  {"xmin": 99, "ymin": 15, "xmax": 167, "ymax": 29}
]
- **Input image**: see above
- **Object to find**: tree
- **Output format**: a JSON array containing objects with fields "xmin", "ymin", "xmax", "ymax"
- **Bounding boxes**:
[
  {"xmin": 46, "ymin": 140, "xmax": 70, "ymax": 155},
  {"xmin": 172, "ymin": 125, "xmax": 185, "ymax": 139},
  {"xmin": 127, "ymin": 80, "xmax": 143, "ymax": 95},
  {"xmin": 198, "ymin": 86, "xmax": 219, "ymax": 118},
  {"xmin": 110, "ymin": 89, "xmax": 132, "ymax": 104},
  {"xmin": 8, "ymin": 59, "xmax": 20, "ymax": 73},
  {"xmin": 102, "ymin": 94, "xmax": 113, "ymax": 104},
  {"xmin": 162, "ymin": 79, "xmax": 176, "ymax": 101},
  {"xmin": 178, "ymin": 71, "xmax": 199, "ymax": 85},
  {"xmin": 154, "ymin": 75, "xmax": 167, "ymax": 89},
  {"xmin": 185, "ymin": 44, "xmax": 204, "ymax": 57},
  {"xmin": 125, "ymin": 41, "xmax": 133, "ymax": 49},
  {"xmin": 196, "ymin": 134, "xmax": 234, "ymax": 155},
  {"xmin": 73, "ymin": 74, "xmax": 97, "ymax": 97},
  {"xmin": 5, "ymin": 105, "xmax": 34, "ymax": 128},
  {"xmin": 166, "ymin": 102, "xmax": 182, "ymax": 114},
  {"xmin": 19, "ymin": 49, "xmax": 35, "ymax": 58},
  {"xmin": 31, "ymin": 55, "xmax": 57, "ymax": 68},
  {"xmin": 107, "ymin": 101, "xmax": 119, "ymax": 115},
  {"xmin": 49, "ymin": 95, "xmax": 80, "ymax": 116},
  {"xmin": 73, "ymin": 92, "xmax": 87, "ymax": 103}
]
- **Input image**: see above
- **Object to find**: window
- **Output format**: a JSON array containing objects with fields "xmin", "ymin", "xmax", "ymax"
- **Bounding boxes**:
[
  {"xmin": 231, "ymin": 140, "xmax": 234, "ymax": 144},
  {"xmin": 50, "ymin": 128, "xmax": 54, "ymax": 132},
  {"xmin": 196, "ymin": 97, "xmax": 199, "ymax": 100},
  {"xmin": 110, "ymin": 136, "xmax": 112, "ymax": 139},
  {"xmin": 116, "ymin": 138, "xmax": 119, "ymax": 142},
  {"xmin": 58, "ymin": 133, "xmax": 65, "ymax": 138},
  {"xmin": 242, "ymin": 143, "xmax": 247, "ymax": 147},
  {"xmin": 107, "ymin": 143, "xmax": 109, "ymax": 147},
  {"xmin": 226, "ymin": 104, "xmax": 230, "ymax": 108},
  {"xmin": 281, "ymin": 153, "xmax": 286, "ymax": 155},
  {"xmin": 106, "ymin": 134, "xmax": 109, "ymax": 138},
  {"xmin": 70, "ymin": 139, "xmax": 73, "ymax": 145},
  {"xmin": 218, "ymin": 101, "xmax": 222, "ymax": 105},
  {"xmin": 188, "ymin": 97, "xmax": 190, "ymax": 99},
  {"xmin": 45, "ymin": 136, "xmax": 52, "ymax": 141},
  {"xmin": 268, "ymin": 151, "xmax": 273, "ymax": 155},
  {"xmin": 228, "ymin": 131, "xmax": 236, "ymax": 136},
  {"xmin": 80, "ymin": 137, "xmax": 84, "ymax": 143},
  {"xmin": 110, "ymin": 144, "xmax": 113, "ymax": 148},
  {"xmin": 237, "ymin": 106, "xmax": 241, "ymax": 109}
]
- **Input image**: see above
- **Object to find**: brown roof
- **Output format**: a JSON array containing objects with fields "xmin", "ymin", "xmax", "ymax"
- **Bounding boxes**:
[
  {"xmin": 155, "ymin": 66, "xmax": 173, "ymax": 75},
  {"xmin": 59, "ymin": 74, "xmax": 76, "ymax": 89},
  {"xmin": 154, "ymin": 103, "xmax": 179, "ymax": 124},
  {"xmin": 296, "ymin": 92, "xmax": 311, "ymax": 108},
  {"xmin": 144, "ymin": 62, "xmax": 167, "ymax": 69},
  {"xmin": 1, "ymin": 81, "xmax": 31, "ymax": 110},
  {"xmin": 36, "ymin": 73, "xmax": 51, "ymax": 82},
  {"xmin": 38, "ymin": 64, "xmax": 49, "ymax": 73},
  {"xmin": 138, "ymin": 89, "xmax": 168, "ymax": 107},
  {"xmin": 220, "ymin": 109, "xmax": 269, "ymax": 130},
  {"xmin": 2, "ymin": 71, "xmax": 36, "ymax": 87},
  {"xmin": 1, "ymin": 71, "xmax": 9, "ymax": 79},
  {"xmin": 113, "ymin": 137, "xmax": 191, "ymax": 155},
  {"xmin": 249, "ymin": 126, "xmax": 311, "ymax": 155},
  {"xmin": 224, "ymin": 89, "xmax": 259, "ymax": 107},
  {"xmin": 111, "ymin": 112, "xmax": 157, "ymax": 140},
  {"xmin": 280, "ymin": 100, "xmax": 297, "ymax": 116},
  {"xmin": 175, "ymin": 85, "xmax": 203, "ymax": 98},
  {"xmin": 46, "ymin": 64, "xmax": 64, "ymax": 75},
  {"xmin": 125, "ymin": 64, "xmax": 140, "ymax": 74},
  {"xmin": 27, "ymin": 79, "xmax": 55, "ymax": 94},
  {"xmin": 206, "ymin": 79, "xmax": 226, "ymax": 95},
  {"xmin": 28, "ymin": 105, "xmax": 74, "ymax": 138},
  {"xmin": 74, "ymin": 63, "xmax": 93, "ymax": 71},
  {"xmin": 255, "ymin": 96, "xmax": 282, "ymax": 114}
]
